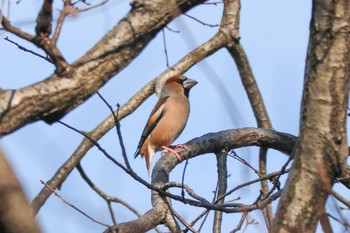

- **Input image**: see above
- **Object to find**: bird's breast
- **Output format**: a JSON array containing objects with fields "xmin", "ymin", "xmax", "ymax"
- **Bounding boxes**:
[{"xmin": 149, "ymin": 96, "xmax": 190, "ymax": 151}]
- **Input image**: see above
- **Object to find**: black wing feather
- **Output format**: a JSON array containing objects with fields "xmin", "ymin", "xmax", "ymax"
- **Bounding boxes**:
[{"xmin": 134, "ymin": 97, "xmax": 169, "ymax": 158}]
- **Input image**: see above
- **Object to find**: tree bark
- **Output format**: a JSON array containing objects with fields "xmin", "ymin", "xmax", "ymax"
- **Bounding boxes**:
[
  {"xmin": 0, "ymin": 149, "xmax": 41, "ymax": 233},
  {"xmin": 272, "ymin": 0, "xmax": 350, "ymax": 232}
]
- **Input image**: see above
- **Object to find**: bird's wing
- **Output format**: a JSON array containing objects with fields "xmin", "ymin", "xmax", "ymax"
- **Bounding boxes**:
[{"xmin": 134, "ymin": 96, "xmax": 169, "ymax": 158}]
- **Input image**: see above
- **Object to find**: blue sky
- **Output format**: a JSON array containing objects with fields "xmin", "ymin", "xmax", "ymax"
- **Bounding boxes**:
[{"xmin": 2, "ymin": 1, "xmax": 345, "ymax": 232}]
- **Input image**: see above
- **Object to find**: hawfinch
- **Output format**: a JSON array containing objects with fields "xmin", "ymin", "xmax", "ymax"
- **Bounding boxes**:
[{"xmin": 134, "ymin": 75, "xmax": 198, "ymax": 173}]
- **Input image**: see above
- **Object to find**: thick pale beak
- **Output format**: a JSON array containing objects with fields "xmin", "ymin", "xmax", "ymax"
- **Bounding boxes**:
[{"xmin": 183, "ymin": 78, "xmax": 198, "ymax": 90}]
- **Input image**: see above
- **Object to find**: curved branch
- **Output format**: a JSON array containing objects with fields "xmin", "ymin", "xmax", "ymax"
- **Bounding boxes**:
[{"xmin": 105, "ymin": 128, "xmax": 296, "ymax": 232}]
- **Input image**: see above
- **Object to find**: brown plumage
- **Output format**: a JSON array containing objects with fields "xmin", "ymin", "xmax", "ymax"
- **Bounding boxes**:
[{"xmin": 134, "ymin": 75, "xmax": 198, "ymax": 173}]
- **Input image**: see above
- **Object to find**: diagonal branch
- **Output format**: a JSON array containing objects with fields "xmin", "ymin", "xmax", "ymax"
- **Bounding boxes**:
[{"xmin": 220, "ymin": 0, "xmax": 273, "ymax": 227}]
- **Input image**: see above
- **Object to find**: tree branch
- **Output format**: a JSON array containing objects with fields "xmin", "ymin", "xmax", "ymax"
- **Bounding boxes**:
[
  {"xmin": 220, "ymin": 0, "xmax": 274, "ymax": 227},
  {"xmin": 272, "ymin": 0, "xmax": 350, "ymax": 232},
  {"xmin": 213, "ymin": 151, "xmax": 227, "ymax": 233},
  {"xmin": 105, "ymin": 127, "xmax": 295, "ymax": 232}
]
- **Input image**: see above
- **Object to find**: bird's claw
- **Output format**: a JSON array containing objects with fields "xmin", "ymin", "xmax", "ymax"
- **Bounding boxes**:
[{"xmin": 161, "ymin": 146, "xmax": 182, "ymax": 160}]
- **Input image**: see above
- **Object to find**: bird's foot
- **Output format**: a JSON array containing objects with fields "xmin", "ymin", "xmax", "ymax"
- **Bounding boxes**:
[
  {"xmin": 174, "ymin": 144, "xmax": 187, "ymax": 149},
  {"xmin": 161, "ymin": 146, "xmax": 182, "ymax": 160}
]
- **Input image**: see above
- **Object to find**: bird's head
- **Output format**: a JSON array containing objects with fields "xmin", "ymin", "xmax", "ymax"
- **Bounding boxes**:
[{"xmin": 161, "ymin": 75, "xmax": 198, "ymax": 98}]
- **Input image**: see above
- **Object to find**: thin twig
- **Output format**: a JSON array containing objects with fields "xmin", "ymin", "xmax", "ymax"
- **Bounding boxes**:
[
  {"xmin": 189, "ymin": 168, "xmax": 289, "ymax": 227},
  {"xmin": 183, "ymin": 13, "xmax": 219, "ymax": 27},
  {"xmin": 198, "ymin": 184, "xmax": 219, "ymax": 232},
  {"xmin": 165, "ymin": 25, "xmax": 180, "ymax": 33},
  {"xmin": 327, "ymin": 213, "xmax": 350, "ymax": 229},
  {"xmin": 202, "ymin": 1, "xmax": 225, "ymax": 5},
  {"xmin": 228, "ymin": 150, "xmax": 259, "ymax": 175},
  {"xmin": 173, "ymin": 209, "xmax": 198, "ymax": 233},
  {"xmin": 96, "ymin": 91, "xmax": 131, "ymax": 169},
  {"xmin": 181, "ymin": 157, "xmax": 190, "ymax": 201},
  {"xmin": 107, "ymin": 202, "xmax": 117, "ymax": 225},
  {"xmin": 230, "ymin": 212, "xmax": 248, "ymax": 233},
  {"xmin": 52, "ymin": 0, "xmax": 71, "ymax": 44},
  {"xmin": 40, "ymin": 180, "xmax": 110, "ymax": 227},
  {"xmin": 161, "ymin": 29, "xmax": 170, "ymax": 68},
  {"xmin": 264, "ymin": 156, "xmax": 293, "ymax": 198},
  {"xmin": 4, "ymin": 37, "xmax": 53, "ymax": 63},
  {"xmin": 78, "ymin": 0, "xmax": 110, "ymax": 12}
]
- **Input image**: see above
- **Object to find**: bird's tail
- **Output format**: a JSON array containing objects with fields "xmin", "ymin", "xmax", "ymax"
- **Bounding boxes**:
[{"xmin": 134, "ymin": 148, "xmax": 140, "ymax": 159}]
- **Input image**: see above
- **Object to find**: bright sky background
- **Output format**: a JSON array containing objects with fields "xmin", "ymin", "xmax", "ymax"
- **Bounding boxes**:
[{"xmin": 1, "ymin": 0, "xmax": 348, "ymax": 233}]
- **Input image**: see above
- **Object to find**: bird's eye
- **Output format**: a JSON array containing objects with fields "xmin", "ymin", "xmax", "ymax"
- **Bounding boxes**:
[{"xmin": 176, "ymin": 78, "xmax": 185, "ymax": 84}]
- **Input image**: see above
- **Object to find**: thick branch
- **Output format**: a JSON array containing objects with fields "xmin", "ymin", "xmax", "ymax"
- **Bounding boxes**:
[
  {"xmin": 105, "ymin": 127, "xmax": 295, "ymax": 232},
  {"xmin": 0, "ymin": 149, "xmax": 41, "ymax": 233},
  {"xmin": 0, "ymin": 0, "xmax": 205, "ymax": 136},
  {"xmin": 272, "ymin": 1, "xmax": 350, "ymax": 232}
]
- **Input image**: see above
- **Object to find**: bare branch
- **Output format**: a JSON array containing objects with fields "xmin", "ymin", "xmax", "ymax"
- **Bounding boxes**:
[
  {"xmin": 76, "ymin": 163, "xmax": 142, "ymax": 219},
  {"xmin": 77, "ymin": 0, "xmax": 110, "ymax": 13},
  {"xmin": 230, "ymin": 212, "xmax": 248, "ymax": 233},
  {"xmin": 183, "ymin": 12, "xmax": 219, "ymax": 27},
  {"xmin": 213, "ymin": 151, "xmax": 227, "ymax": 233},
  {"xmin": 172, "ymin": 210, "xmax": 198, "ymax": 233},
  {"xmin": 40, "ymin": 180, "xmax": 110, "ymax": 227},
  {"xmin": 4, "ymin": 36, "xmax": 53, "ymax": 63},
  {"xmin": 1, "ymin": 16, "xmax": 34, "ymax": 41},
  {"xmin": 220, "ymin": 0, "xmax": 273, "ymax": 227},
  {"xmin": 96, "ymin": 92, "xmax": 131, "ymax": 169},
  {"xmin": 51, "ymin": 0, "xmax": 71, "ymax": 44}
]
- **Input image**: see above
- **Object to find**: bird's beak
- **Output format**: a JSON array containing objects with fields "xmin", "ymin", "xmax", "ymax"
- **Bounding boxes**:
[{"xmin": 183, "ymin": 78, "xmax": 198, "ymax": 89}]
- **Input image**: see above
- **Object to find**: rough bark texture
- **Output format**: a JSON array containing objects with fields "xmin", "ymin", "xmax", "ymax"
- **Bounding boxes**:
[
  {"xmin": 0, "ymin": 150, "xmax": 41, "ymax": 233},
  {"xmin": 0, "ymin": 0, "xmax": 204, "ymax": 136},
  {"xmin": 272, "ymin": 1, "xmax": 350, "ymax": 232}
]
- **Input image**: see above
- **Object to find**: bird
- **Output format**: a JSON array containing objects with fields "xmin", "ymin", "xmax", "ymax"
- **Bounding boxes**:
[
  {"xmin": 134, "ymin": 75, "xmax": 198, "ymax": 173},
  {"xmin": 35, "ymin": 0, "xmax": 53, "ymax": 39}
]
